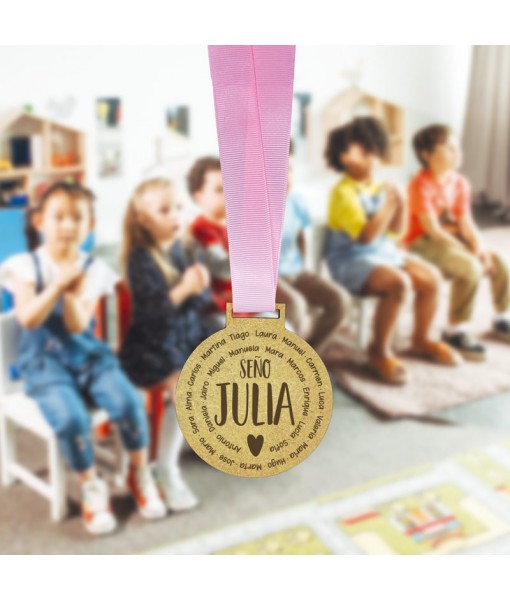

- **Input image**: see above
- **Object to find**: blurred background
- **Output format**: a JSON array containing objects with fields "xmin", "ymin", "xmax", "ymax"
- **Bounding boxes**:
[{"xmin": 2, "ymin": 45, "xmax": 510, "ymax": 555}]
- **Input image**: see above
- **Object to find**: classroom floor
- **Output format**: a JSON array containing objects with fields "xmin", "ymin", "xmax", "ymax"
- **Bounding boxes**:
[{"xmin": 2, "ymin": 384, "xmax": 510, "ymax": 555}]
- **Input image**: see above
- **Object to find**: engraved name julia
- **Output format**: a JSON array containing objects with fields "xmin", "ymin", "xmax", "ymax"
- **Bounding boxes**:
[{"xmin": 214, "ymin": 356, "xmax": 295, "ymax": 427}]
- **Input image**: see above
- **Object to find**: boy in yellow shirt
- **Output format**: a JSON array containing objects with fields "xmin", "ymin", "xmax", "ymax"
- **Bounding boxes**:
[{"xmin": 325, "ymin": 117, "xmax": 461, "ymax": 384}]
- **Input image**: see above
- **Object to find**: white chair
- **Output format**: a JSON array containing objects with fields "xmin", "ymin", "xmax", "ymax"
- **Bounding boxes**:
[{"xmin": 0, "ymin": 311, "xmax": 125, "ymax": 521}]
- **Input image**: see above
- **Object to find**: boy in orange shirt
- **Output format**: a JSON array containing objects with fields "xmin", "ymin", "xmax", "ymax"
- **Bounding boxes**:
[{"xmin": 407, "ymin": 124, "xmax": 510, "ymax": 361}]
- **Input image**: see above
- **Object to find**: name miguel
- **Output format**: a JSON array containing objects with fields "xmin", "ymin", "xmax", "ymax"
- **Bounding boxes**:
[{"xmin": 214, "ymin": 357, "xmax": 295, "ymax": 427}]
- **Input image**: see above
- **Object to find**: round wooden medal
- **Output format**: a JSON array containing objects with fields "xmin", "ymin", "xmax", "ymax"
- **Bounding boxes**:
[{"xmin": 176, "ymin": 304, "xmax": 333, "ymax": 477}]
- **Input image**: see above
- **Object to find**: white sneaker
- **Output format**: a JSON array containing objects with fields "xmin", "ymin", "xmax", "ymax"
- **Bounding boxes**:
[
  {"xmin": 157, "ymin": 468, "xmax": 199, "ymax": 512},
  {"xmin": 127, "ymin": 465, "xmax": 167, "ymax": 520},
  {"xmin": 81, "ymin": 478, "xmax": 117, "ymax": 536}
]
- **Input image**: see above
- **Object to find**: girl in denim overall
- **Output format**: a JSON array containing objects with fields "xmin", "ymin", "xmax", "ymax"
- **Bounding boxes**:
[{"xmin": 1, "ymin": 182, "xmax": 166, "ymax": 535}]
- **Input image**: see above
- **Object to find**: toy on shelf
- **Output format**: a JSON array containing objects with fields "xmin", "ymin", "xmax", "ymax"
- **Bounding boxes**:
[{"xmin": 51, "ymin": 151, "xmax": 78, "ymax": 168}]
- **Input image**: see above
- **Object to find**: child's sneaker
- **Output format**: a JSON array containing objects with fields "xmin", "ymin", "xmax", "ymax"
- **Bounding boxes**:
[
  {"xmin": 127, "ymin": 464, "xmax": 167, "ymax": 520},
  {"xmin": 156, "ymin": 468, "xmax": 199, "ymax": 512},
  {"xmin": 493, "ymin": 317, "xmax": 510, "ymax": 342},
  {"xmin": 442, "ymin": 331, "xmax": 487, "ymax": 362},
  {"xmin": 81, "ymin": 478, "xmax": 117, "ymax": 536}
]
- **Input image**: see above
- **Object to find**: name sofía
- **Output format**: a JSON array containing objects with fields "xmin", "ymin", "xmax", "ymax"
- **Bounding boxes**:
[{"xmin": 214, "ymin": 357, "xmax": 295, "ymax": 427}]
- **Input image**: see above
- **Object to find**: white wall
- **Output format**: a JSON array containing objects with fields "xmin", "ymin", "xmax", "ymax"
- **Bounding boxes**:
[
  {"xmin": 0, "ymin": 45, "xmax": 473, "ymax": 243},
  {"xmin": 292, "ymin": 46, "xmax": 473, "ymax": 221}
]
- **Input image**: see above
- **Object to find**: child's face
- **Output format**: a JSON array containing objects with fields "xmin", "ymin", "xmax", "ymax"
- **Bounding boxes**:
[
  {"xmin": 193, "ymin": 169, "xmax": 226, "ymax": 221},
  {"xmin": 35, "ymin": 192, "xmax": 93, "ymax": 250},
  {"xmin": 340, "ymin": 143, "xmax": 380, "ymax": 180},
  {"xmin": 423, "ymin": 134, "xmax": 462, "ymax": 172},
  {"xmin": 137, "ymin": 186, "xmax": 183, "ymax": 242}
]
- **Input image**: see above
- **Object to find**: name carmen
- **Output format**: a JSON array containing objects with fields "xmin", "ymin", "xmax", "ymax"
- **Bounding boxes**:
[{"xmin": 214, "ymin": 357, "xmax": 295, "ymax": 427}]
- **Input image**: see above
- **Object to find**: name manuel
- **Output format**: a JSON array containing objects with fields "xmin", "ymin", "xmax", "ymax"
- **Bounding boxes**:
[{"xmin": 282, "ymin": 336, "xmax": 306, "ymax": 356}]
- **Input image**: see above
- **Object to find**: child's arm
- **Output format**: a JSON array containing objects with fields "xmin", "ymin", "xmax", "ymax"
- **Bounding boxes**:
[
  {"xmin": 12, "ymin": 264, "xmax": 82, "ymax": 329},
  {"xmin": 409, "ymin": 176, "xmax": 466, "ymax": 250},
  {"xmin": 169, "ymin": 264, "xmax": 210, "ymax": 306},
  {"xmin": 458, "ymin": 214, "xmax": 495, "ymax": 272},
  {"xmin": 297, "ymin": 230, "xmax": 306, "ymax": 259},
  {"xmin": 418, "ymin": 213, "xmax": 466, "ymax": 250},
  {"xmin": 357, "ymin": 192, "xmax": 399, "ymax": 244},
  {"xmin": 387, "ymin": 183, "xmax": 407, "ymax": 236},
  {"xmin": 190, "ymin": 220, "xmax": 231, "ymax": 281},
  {"xmin": 61, "ymin": 273, "xmax": 98, "ymax": 334},
  {"xmin": 458, "ymin": 213, "xmax": 482, "ymax": 255},
  {"xmin": 196, "ymin": 244, "xmax": 230, "ymax": 281},
  {"xmin": 294, "ymin": 193, "xmax": 312, "ymax": 260}
]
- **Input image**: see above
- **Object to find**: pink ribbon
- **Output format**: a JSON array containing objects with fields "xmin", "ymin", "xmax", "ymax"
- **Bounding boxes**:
[{"xmin": 208, "ymin": 45, "xmax": 296, "ymax": 313}]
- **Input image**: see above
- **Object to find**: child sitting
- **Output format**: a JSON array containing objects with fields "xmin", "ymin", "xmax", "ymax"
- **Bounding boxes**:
[
  {"xmin": 276, "ymin": 151, "xmax": 349, "ymax": 351},
  {"xmin": 119, "ymin": 178, "xmax": 211, "ymax": 511},
  {"xmin": 0, "ymin": 182, "xmax": 165, "ymax": 535},
  {"xmin": 406, "ymin": 124, "xmax": 510, "ymax": 361},
  {"xmin": 187, "ymin": 157, "xmax": 233, "ymax": 330},
  {"xmin": 324, "ymin": 117, "xmax": 461, "ymax": 384}
]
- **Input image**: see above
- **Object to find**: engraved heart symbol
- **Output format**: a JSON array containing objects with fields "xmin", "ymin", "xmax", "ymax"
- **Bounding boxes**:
[{"xmin": 247, "ymin": 434, "xmax": 264, "ymax": 457}]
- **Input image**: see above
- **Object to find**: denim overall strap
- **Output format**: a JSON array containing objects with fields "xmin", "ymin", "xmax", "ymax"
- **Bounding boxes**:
[
  {"xmin": 31, "ymin": 252, "xmax": 44, "ymax": 293},
  {"xmin": 83, "ymin": 255, "xmax": 95, "ymax": 272},
  {"xmin": 31, "ymin": 252, "xmax": 95, "ymax": 293}
]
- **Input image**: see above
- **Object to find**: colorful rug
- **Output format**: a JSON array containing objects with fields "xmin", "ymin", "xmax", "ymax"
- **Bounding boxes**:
[
  {"xmin": 147, "ymin": 440, "xmax": 510, "ymax": 555},
  {"xmin": 330, "ymin": 227, "xmax": 510, "ymax": 418}
]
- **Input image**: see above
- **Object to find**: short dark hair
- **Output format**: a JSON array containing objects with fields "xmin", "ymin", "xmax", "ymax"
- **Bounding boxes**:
[
  {"xmin": 187, "ymin": 156, "xmax": 221, "ymax": 197},
  {"xmin": 324, "ymin": 116, "xmax": 389, "ymax": 172},
  {"xmin": 413, "ymin": 124, "xmax": 452, "ymax": 167}
]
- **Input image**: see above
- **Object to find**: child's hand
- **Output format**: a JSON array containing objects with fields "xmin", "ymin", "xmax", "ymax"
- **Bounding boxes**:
[
  {"xmin": 385, "ymin": 182, "xmax": 405, "ymax": 209},
  {"xmin": 54, "ymin": 264, "xmax": 84, "ymax": 293},
  {"xmin": 195, "ymin": 263, "xmax": 211, "ymax": 289},
  {"xmin": 182, "ymin": 264, "xmax": 210, "ymax": 295},
  {"xmin": 66, "ymin": 271, "xmax": 87, "ymax": 295},
  {"xmin": 478, "ymin": 249, "xmax": 496, "ymax": 275}
]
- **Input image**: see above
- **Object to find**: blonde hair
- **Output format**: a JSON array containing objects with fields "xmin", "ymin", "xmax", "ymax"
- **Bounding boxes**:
[{"xmin": 121, "ymin": 178, "xmax": 181, "ymax": 286}]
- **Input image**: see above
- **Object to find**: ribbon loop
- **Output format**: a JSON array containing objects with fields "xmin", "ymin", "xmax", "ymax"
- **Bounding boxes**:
[{"xmin": 208, "ymin": 45, "xmax": 296, "ymax": 313}]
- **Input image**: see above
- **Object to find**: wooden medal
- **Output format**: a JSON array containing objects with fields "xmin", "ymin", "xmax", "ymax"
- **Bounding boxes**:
[{"xmin": 176, "ymin": 304, "xmax": 333, "ymax": 477}]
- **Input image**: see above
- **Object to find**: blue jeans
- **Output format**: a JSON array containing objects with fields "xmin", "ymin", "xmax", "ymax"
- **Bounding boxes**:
[{"xmin": 30, "ymin": 363, "xmax": 149, "ymax": 472}]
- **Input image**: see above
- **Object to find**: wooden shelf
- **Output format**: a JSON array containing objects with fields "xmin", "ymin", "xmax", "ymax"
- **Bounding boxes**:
[
  {"xmin": 0, "ymin": 165, "xmax": 85, "ymax": 181},
  {"xmin": 0, "ymin": 108, "xmax": 86, "ymax": 203}
]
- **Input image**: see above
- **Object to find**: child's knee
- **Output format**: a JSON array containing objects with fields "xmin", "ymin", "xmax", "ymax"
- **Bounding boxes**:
[
  {"xmin": 421, "ymin": 265, "xmax": 441, "ymax": 294},
  {"xmin": 287, "ymin": 289, "xmax": 307, "ymax": 317},
  {"xmin": 491, "ymin": 252, "xmax": 509, "ymax": 279},
  {"xmin": 327, "ymin": 284, "xmax": 350, "ymax": 321},
  {"xmin": 457, "ymin": 254, "xmax": 483, "ymax": 285},
  {"xmin": 57, "ymin": 410, "xmax": 90, "ymax": 440},
  {"xmin": 389, "ymin": 271, "xmax": 412, "ymax": 301},
  {"xmin": 111, "ymin": 383, "xmax": 145, "ymax": 424}
]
